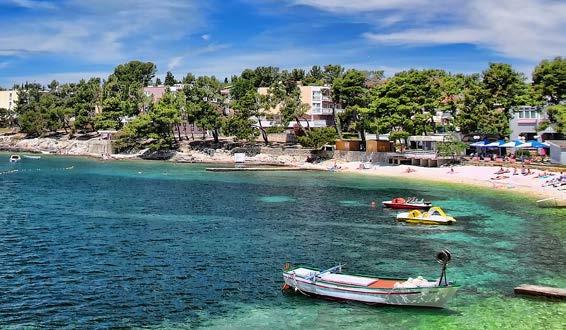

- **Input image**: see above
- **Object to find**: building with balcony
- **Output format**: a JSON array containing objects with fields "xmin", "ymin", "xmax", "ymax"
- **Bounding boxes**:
[
  {"xmin": 0, "ymin": 90, "xmax": 18, "ymax": 111},
  {"xmin": 143, "ymin": 84, "xmax": 185, "ymax": 103},
  {"xmin": 257, "ymin": 85, "xmax": 341, "ymax": 128},
  {"xmin": 509, "ymin": 106, "xmax": 561, "ymax": 141}
]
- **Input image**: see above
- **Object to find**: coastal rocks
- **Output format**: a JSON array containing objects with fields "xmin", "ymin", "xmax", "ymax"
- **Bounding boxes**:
[
  {"xmin": 0, "ymin": 135, "xmax": 109, "ymax": 157},
  {"xmin": 0, "ymin": 134, "xmax": 313, "ymax": 166},
  {"xmin": 140, "ymin": 149, "xmax": 176, "ymax": 160}
]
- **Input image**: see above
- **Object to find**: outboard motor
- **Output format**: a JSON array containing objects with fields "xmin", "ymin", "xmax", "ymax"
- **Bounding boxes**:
[{"xmin": 436, "ymin": 249, "xmax": 452, "ymax": 286}]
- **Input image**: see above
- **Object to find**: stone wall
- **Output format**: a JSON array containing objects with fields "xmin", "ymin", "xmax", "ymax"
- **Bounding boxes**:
[{"xmin": 0, "ymin": 135, "xmax": 112, "ymax": 156}]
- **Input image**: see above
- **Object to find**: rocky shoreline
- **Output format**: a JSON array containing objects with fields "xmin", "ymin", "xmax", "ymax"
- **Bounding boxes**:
[{"xmin": 0, "ymin": 135, "xmax": 313, "ymax": 166}]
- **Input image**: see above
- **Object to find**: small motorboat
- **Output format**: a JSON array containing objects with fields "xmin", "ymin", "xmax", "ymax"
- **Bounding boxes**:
[
  {"xmin": 396, "ymin": 207, "xmax": 456, "ymax": 225},
  {"xmin": 9, "ymin": 155, "xmax": 21, "ymax": 163},
  {"xmin": 23, "ymin": 155, "xmax": 41, "ymax": 159},
  {"xmin": 282, "ymin": 250, "xmax": 458, "ymax": 308},
  {"xmin": 382, "ymin": 197, "xmax": 432, "ymax": 210}
]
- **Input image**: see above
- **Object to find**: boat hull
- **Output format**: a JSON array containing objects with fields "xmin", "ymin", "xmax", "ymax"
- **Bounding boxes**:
[
  {"xmin": 396, "ymin": 217, "xmax": 455, "ymax": 225},
  {"xmin": 382, "ymin": 202, "xmax": 431, "ymax": 210},
  {"xmin": 283, "ymin": 274, "xmax": 458, "ymax": 308}
]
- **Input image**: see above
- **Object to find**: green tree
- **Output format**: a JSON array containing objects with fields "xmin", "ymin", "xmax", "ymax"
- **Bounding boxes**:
[
  {"xmin": 253, "ymin": 66, "xmax": 280, "ymax": 87},
  {"xmin": 230, "ymin": 89, "xmax": 267, "ymax": 143},
  {"xmin": 532, "ymin": 57, "xmax": 566, "ymax": 133},
  {"xmin": 290, "ymin": 68, "xmax": 306, "ymax": 83},
  {"xmin": 14, "ymin": 83, "xmax": 46, "ymax": 136},
  {"xmin": 532, "ymin": 57, "xmax": 566, "ymax": 105},
  {"xmin": 369, "ymin": 69, "xmax": 447, "ymax": 144},
  {"xmin": 192, "ymin": 76, "xmax": 225, "ymax": 143},
  {"xmin": 267, "ymin": 81, "xmax": 309, "ymax": 134},
  {"xmin": 113, "ymin": 90, "xmax": 181, "ymax": 152},
  {"xmin": 297, "ymin": 127, "xmax": 337, "ymax": 148},
  {"xmin": 0, "ymin": 107, "xmax": 14, "ymax": 128},
  {"xmin": 483, "ymin": 63, "xmax": 529, "ymax": 110},
  {"xmin": 164, "ymin": 71, "xmax": 177, "ymax": 86},
  {"xmin": 304, "ymin": 65, "xmax": 324, "ymax": 85},
  {"xmin": 453, "ymin": 63, "xmax": 529, "ymax": 137},
  {"xmin": 72, "ymin": 78, "xmax": 102, "ymax": 132},
  {"xmin": 323, "ymin": 65, "xmax": 344, "ymax": 86},
  {"xmin": 96, "ymin": 61, "xmax": 156, "ymax": 129},
  {"xmin": 436, "ymin": 134, "xmax": 467, "ymax": 161},
  {"xmin": 332, "ymin": 69, "xmax": 370, "ymax": 144}
]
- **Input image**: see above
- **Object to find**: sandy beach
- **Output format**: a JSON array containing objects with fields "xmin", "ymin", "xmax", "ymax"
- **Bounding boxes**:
[{"xmin": 307, "ymin": 160, "xmax": 566, "ymax": 200}]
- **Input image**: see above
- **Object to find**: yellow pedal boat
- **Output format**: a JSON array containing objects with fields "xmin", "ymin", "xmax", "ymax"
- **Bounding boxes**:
[{"xmin": 396, "ymin": 207, "xmax": 456, "ymax": 225}]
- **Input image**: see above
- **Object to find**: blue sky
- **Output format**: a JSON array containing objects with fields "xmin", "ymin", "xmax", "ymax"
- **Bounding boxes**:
[{"xmin": 0, "ymin": 0, "xmax": 564, "ymax": 87}]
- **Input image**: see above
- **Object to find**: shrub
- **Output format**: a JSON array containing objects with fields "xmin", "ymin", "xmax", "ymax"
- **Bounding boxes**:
[{"xmin": 297, "ymin": 127, "xmax": 338, "ymax": 149}]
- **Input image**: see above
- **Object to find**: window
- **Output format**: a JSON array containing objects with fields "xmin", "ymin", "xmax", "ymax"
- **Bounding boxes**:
[
  {"xmin": 518, "ymin": 111, "xmax": 524, "ymax": 119},
  {"xmin": 312, "ymin": 91, "xmax": 322, "ymax": 102},
  {"xmin": 312, "ymin": 102, "xmax": 321, "ymax": 113}
]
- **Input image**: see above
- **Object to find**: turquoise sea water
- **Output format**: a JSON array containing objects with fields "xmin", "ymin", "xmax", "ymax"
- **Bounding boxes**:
[{"xmin": 0, "ymin": 153, "xmax": 564, "ymax": 329}]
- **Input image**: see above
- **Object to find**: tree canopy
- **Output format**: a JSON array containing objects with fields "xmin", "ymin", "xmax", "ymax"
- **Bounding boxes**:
[{"xmin": 9, "ymin": 57, "xmax": 557, "ymax": 150}]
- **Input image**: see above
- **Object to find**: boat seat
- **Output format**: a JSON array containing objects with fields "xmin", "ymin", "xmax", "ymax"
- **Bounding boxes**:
[{"xmin": 367, "ymin": 279, "xmax": 401, "ymax": 289}]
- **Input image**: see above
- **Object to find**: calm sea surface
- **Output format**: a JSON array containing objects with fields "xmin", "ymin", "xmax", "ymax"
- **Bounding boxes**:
[{"xmin": 0, "ymin": 153, "xmax": 564, "ymax": 329}]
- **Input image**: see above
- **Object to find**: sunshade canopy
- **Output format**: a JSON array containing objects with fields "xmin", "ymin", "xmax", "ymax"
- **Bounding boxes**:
[
  {"xmin": 500, "ymin": 140, "xmax": 523, "ymax": 148},
  {"xmin": 516, "ymin": 140, "xmax": 550, "ymax": 148}
]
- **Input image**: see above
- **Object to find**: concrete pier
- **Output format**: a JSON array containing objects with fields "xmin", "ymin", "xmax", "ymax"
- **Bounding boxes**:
[
  {"xmin": 206, "ymin": 167, "xmax": 320, "ymax": 172},
  {"xmin": 514, "ymin": 284, "xmax": 566, "ymax": 299}
]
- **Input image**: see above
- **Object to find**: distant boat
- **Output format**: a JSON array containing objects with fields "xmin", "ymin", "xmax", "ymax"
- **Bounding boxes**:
[
  {"xmin": 536, "ymin": 197, "xmax": 566, "ymax": 208},
  {"xmin": 9, "ymin": 155, "xmax": 21, "ymax": 163},
  {"xmin": 23, "ymin": 155, "xmax": 41, "ymax": 159},
  {"xmin": 282, "ymin": 250, "xmax": 458, "ymax": 308},
  {"xmin": 382, "ymin": 197, "xmax": 432, "ymax": 210}
]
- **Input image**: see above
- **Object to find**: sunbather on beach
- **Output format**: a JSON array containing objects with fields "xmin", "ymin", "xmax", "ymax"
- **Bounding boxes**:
[{"xmin": 494, "ymin": 167, "xmax": 506, "ymax": 175}]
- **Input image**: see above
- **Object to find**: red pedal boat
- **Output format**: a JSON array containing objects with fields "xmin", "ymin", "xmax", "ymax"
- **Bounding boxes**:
[{"xmin": 382, "ymin": 197, "xmax": 432, "ymax": 210}]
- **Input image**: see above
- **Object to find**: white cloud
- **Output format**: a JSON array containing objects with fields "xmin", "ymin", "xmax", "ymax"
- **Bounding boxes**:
[
  {"xmin": 165, "ymin": 43, "xmax": 230, "ymax": 73},
  {"xmin": 290, "ymin": 0, "xmax": 566, "ymax": 61},
  {"xmin": 201, "ymin": 34, "xmax": 211, "ymax": 41},
  {"xmin": 290, "ymin": 0, "xmax": 430, "ymax": 12},
  {"xmin": 167, "ymin": 56, "xmax": 183, "ymax": 71},
  {"xmin": 4, "ymin": 0, "xmax": 57, "ymax": 10},
  {"xmin": 0, "ymin": 0, "xmax": 205, "ymax": 62},
  {"xmin": 7, "ymin": 71, "xmax": 109, "ymax": 85}
]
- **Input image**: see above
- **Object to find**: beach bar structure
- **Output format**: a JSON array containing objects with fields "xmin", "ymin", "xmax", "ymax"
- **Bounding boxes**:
[
  {"xmin": 546, "ymin": 140, "xmax": 566, "ymax": 165},
  {"xmin": 333, "ymin": 137, "xmax": 452, "ymax": 167}
]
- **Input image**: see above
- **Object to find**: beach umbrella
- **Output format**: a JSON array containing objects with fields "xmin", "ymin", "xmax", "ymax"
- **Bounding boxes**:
[
  {"xmin": 469, "ymin": 141, "xmax": 488, "ymax": 147},
  {"xmin": 500, "ymin": 140, "xmax": 523, "ymax": 148},
  {"xmin": 516, "ymin": 140, "xmax": 550, "ymax": 148},
  {"xmin": 486, "ymin": 140, "xmax": 505, "ymax": 147}
]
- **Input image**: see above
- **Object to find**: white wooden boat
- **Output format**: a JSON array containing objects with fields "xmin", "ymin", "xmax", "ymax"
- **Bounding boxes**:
[
  {"xmin": 23, "ymin": 155, "xmax": 41, "ymax": 159},
  {"xmin": 9, "ymin": 155, "xmax": 21, "ymax": 163},
  {"xmin": 283, "ymin": 250, "xmax": 458, "ymax": 308}
]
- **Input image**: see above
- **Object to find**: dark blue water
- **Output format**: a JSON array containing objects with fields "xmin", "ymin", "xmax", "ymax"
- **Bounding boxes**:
[{"xmin": 0, "ymin": 154, "xmax": 564, "ymax": 328}]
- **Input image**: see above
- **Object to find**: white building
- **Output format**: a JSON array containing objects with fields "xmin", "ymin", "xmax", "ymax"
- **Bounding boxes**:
[
  {"xmin": 0, "ymin": 90, "xmax": 18, "ymax": 111},
  {"xmin": 257, "ymin": 85, "xmax": 342, "ymax": 128}
]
